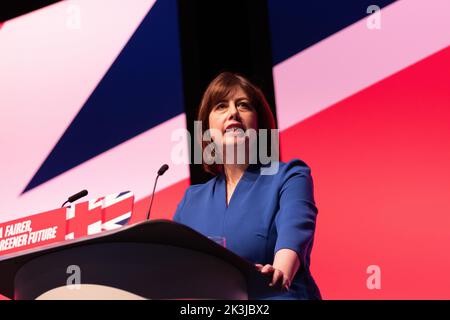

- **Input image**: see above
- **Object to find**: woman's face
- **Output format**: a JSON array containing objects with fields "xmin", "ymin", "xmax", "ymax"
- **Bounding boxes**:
[{"xmin": 208, "ymin": 86, "xmax": 258, "ymax": 148}]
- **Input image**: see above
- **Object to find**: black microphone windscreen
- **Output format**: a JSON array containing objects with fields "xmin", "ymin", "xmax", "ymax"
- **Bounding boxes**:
[
  {"xmin": 157, "ymin": 164, "xmax": 169, "ymax": 176},
  {"xmin": 68, "ymin": 189, "xmax": 88, "ymax": 203}
]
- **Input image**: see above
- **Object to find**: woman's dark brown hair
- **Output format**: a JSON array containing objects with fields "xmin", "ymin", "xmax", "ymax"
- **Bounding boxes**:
[{"xmin": 197, "ymin": 72, "xmax": 276, "ymax": 175}]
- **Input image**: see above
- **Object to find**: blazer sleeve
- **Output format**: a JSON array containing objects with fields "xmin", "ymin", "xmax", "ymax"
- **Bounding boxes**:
[{"xmin": 274, "ymin": 159, "xmax": 319, "ymax": 271}]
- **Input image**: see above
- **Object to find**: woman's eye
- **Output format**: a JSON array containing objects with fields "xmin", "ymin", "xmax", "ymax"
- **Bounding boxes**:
[
  {"xmin": 238, "ymin": 102, "xmax": 251, "ymax": 109},
  {"xmin": 215, "ymin": 104, "xmax": 227, "ymax": 110}
]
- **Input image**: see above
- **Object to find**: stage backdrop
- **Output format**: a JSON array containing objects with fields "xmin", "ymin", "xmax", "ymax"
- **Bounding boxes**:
[
  {"xmin": 268, "ymin": 0, "xmax": 450, "ymax": 299},
  {"xmin": 1, "ymin": 0, "xmax": 449, "ymax": 300},
  {"xmin": 0, "ymin": 0, "xmax": 190, "ymax": 227}
]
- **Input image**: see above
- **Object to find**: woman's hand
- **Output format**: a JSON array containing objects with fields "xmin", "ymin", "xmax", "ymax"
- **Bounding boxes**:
[{"xmin": 255, "ymin": 263, "xmax": 291, "ymax": 291}]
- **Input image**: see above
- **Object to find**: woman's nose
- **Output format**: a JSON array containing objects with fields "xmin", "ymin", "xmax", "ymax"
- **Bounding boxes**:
[{"xmin": 228, "ymin": 102, "xmax": 239, "ymax": 118}]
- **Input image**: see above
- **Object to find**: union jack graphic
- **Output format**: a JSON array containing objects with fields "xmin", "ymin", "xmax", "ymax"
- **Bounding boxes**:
[{"xmin": 65, "ymin": 191, "xmax": 134, "ymax": 240}]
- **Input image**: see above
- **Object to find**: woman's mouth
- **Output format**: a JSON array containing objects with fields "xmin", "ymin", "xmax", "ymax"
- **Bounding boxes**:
[{"xmin": 224, "ymin": 128, "xmax": 246, "ymax": 139}]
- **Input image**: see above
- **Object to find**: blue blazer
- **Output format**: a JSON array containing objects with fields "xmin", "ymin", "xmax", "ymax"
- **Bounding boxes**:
[{"xmin": 173, "ymin": 159, "xmax": 321, "ymax": 299}]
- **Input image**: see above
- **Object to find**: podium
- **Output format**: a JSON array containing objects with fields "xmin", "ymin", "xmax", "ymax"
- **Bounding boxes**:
[{"xmin": 0, "ymin": 220, "xmax": 278, "ymax": 300}]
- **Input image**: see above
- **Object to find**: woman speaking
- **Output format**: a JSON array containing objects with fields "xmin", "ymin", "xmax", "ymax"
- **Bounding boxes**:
[{"xmin": 173, "ymin": 72, "xmax": 321, "ymax": 300}]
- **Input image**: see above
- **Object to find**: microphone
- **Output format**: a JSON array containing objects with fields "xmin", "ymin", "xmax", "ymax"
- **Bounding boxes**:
[
  {"xmin": 158, "ymin": 164, "xmax": 169, "ymax": 176},
  {"xmin": 61, "ymin": 189, "xmax": 88, "ymax": 208},
  {"xmin": 146, "ymin": 164, "xmax": 169, "ymax": 220}
]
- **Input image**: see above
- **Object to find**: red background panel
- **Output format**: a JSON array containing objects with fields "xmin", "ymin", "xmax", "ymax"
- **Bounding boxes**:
[{"xmin": 280, "ymin": 47, "xmax": 450, "ymax": 299}]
